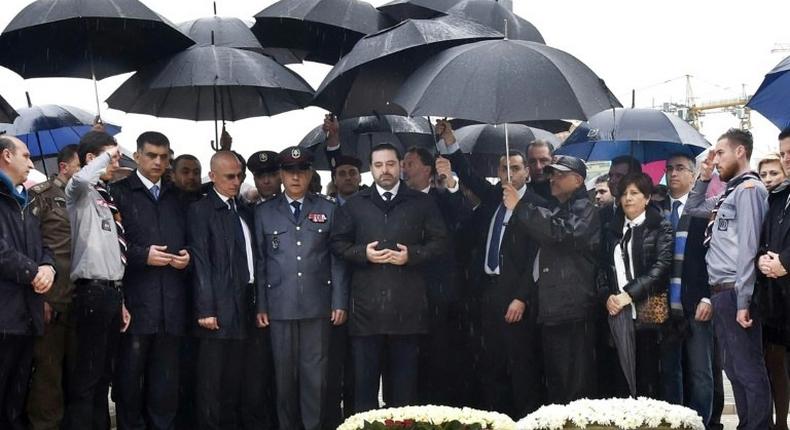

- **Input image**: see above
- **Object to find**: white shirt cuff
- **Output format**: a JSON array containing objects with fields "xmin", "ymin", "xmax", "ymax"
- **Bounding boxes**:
[{"xmin": 700, "ymin": 298, "xmax": 711, "ymax": 305}]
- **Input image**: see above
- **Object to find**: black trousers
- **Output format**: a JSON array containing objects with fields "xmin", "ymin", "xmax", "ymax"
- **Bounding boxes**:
[
  {"xmin": 478, "ymin": 277, "xmax": 543, "ymax": 418},
  {"xmin": 241, "ymin": 327, "xmax": 277, "ymax": 430},
  {"xmin": 0, "ymin": 334, "xmax": 34, "ymax": 430},
  {"xmin": 195, "ymin": 338, "xmax": 244, "ymax": 430},
  {"xmin": 175, "ymin": 334, "xmax": 197, "ymax": 430},
  {"xmin": 64, "ymin": 281, "xmax": 122, "ymax": 430},
  {"xmin": 115, "ymin": 333, "xmax": 180, "ymax": 430},
  {"xmin": 352, "ymin": 334, "xmax": 420, "ymax": 413},
  {"xmin": 325, "ymin": 323, "xmax": 353, "ymax": 429},
  {"xmin": 541, "ymin": 319, "xmax": 598, "ymax": 404}
]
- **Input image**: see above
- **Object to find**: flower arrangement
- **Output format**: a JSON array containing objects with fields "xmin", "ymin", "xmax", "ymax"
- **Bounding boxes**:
[
  {"xmin": 338, "ymin": 405, "xmax": 517, "ymax": 430},
  {"xmin": 516, "ymin": 398, "xmax": 704, "ymax": 430}
]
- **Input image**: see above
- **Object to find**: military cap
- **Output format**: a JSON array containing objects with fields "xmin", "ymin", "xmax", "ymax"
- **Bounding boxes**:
[
  {"xmin": 332, "ymin": 154, "xmax": 362, "ymax": 171},
  {"xmin": 545, "ymin": 155, "xmax": 587, "ymax": 179},
  {"xmin": 247, "ymin": 150, "xmax": 280, "ymax": 175},
  {"xmin": 278, "ymin": 146, "xmax": 313, "ymax": 170}
]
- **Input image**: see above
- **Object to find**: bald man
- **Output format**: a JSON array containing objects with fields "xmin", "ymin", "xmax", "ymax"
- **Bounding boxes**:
[{"xmin": 188, "ymin": 151, "xmax": 256, "ymax": 429}]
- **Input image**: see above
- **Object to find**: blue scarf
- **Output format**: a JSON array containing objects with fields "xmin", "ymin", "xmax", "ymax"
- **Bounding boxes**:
[
  {"xmin": 0, "ymin": 170, "xmax": 28, "ymax": 207},
  {"xmin": 665, "ymin": 201, "xmax": 690, "ymax": 316}
]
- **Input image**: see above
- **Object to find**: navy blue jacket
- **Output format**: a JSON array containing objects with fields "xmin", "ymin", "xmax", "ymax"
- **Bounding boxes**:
[
  {"xmin": 0, "ymin": 177, "xmax": 54, "ymax": 336},
  {"xmin": 111, "ymin": 173, "xmax": 190, "ymax": 335}
]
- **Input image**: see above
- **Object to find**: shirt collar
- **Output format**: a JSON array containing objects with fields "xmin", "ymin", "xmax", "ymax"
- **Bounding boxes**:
[
  {"xmin": 516, "ymin": 184, "xmax": 527, "ymax": 199},
  {"xmin": 136, "ymin": 170, "xmax": 161, "ymax": 190},
  {"xmin": 420, "ymin": 185, "xmax": 431, "ymax": 194},
  {"xmin": 376, "ymin": 181, "xmax": 400, "ymax": 199},
  {"xmin": 624, "ymin": 211, "xmax": 647, "ymax": 229},
  {"xmin": 214, "ymin": 188, "xmax": 233, "ymax": 205},
  {"xmin": 670, "ymin": 193, "xmax": 688, "ymax": 207},
  {"xmin": 285, "ymin": 193, "xmax": 305, "ymax": 205}
]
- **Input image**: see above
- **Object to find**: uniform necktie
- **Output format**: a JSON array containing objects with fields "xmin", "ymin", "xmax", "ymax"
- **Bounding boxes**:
[
  {"xmin": 383, "ymin": 191, "xmax": 393, "ymax": 202},
  {"xmin": 95, "ymin": 181, "xmax": 127, "ymax": 266},
  {"xmin": 669, "ymin": 200, "xmax": 681, "ymax": 230},
  {"xmin": 487, "ymin": 203, "xmax": 506, "ymax": 272},
  {"xmin": 291, "ymin": 200, "xmax": 301, "ymax": 220},
  {"xmin": 150, "ymin": 184, "xmax": 160, "ymax": 201}
]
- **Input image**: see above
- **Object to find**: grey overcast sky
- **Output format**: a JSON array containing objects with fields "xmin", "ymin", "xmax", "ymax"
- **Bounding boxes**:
[{"xmin": 0, "ymin": 0, "xmax": 787, "ymax": 173}]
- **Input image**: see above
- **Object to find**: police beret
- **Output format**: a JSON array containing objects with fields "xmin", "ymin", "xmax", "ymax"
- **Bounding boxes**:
[
  {"xmin": 279, "ymin": 146, "xmax": 313, "ymax": 170},
  {"xmin": 247, "ymin": 151, "xmax": 280, "ymax": 175}
]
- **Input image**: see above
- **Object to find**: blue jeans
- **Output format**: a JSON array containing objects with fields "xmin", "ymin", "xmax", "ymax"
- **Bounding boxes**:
[{"xmin": 661, "ymin": 318, "xmax": 714, "ymax": 426}]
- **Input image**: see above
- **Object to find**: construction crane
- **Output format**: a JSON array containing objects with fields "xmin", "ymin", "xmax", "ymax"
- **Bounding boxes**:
[{"xmin": 653, "ymin": 75, "xmax": 752, "ymax": 130}]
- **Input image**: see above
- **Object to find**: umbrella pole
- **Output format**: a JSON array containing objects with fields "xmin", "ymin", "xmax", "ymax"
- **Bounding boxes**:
[
  {"xmin": 212, "ymin": 84, "xmax": 219, "ymax": 151},
  {"xmin": 34, "ymin": 131, "xmax": 48, "ymax": 177},
  {"xmin": 504, "ymin": 122, "xmax": 511, "ymax": 183},
  {"xmin": 89, "ymin": 50, "xmax": 102, "ymax": 120}
]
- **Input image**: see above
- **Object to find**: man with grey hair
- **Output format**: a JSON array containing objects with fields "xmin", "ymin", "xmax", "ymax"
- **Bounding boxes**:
[{"xmin": 0, "ymin": 134, "xmax": 55, "ymax": 430}]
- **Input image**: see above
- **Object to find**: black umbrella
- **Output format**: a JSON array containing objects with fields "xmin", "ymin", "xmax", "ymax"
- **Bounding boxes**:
[
  {"xmin": 313, "ymin": 15, "xmax": 502, "ymax": 118},
  {"xmin": 299, "ymin": 115, "xmax": 434, "ymax": 172},
  {"xmin": 106, "ymin": 45, "xmax": 314, "ymax": 148},
  {"xmin": 449, "ymin": 118, "xmax": 573, "ymax": 134},
  {"xmin": 380, "ymin": 0, "xmax": 544, "ymax": 43},
  {"xmin": 378, "ymin": 0, "xmax": 460, "ymax": 21},
  {"xmin": 0, "ymin": 94, "xmax": 19, "ymax": 124},
  {"xmin": 609, "ymin": 310, "xmax": 637, "ymax": 397},
  {"xmin": 393, "ymin": 38, "xmax": 619, "ymax": 181},
  {"xmin": 0, "ymin": 0, "xmax": 194, "ymax": 117},
  {"xmin": 251, "ymin": 0, "xmax": 394, "ymax": 65},
  {"xmin": 455, "ymin": 123, "xmax": 560, "ymax": 176},
  {"xmin": 179, "ymin": 15, "xmax": 305, "ymax": 65}
]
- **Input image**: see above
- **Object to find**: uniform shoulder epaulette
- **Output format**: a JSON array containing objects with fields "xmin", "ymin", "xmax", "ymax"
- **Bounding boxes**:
[
  {"xmin": 743, "ymin": 181, "xmax": 756, "ymax": 189},
  {"xmin": 318, "ymin": 193, "xmax": 336, "ymax": 203},
  {"xmin": 29, "ymin": 181, "xmax": 51, "ymax": 194}
]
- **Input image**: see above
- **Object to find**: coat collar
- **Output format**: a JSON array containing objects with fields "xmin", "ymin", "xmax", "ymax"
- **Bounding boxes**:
[
  {"xmin": 275, "ymin": 192, "xmax": 316, "ymax": 224},
  {"xmin": 610, "ymin": 204, "xmax": 664, "ymax": 235}
]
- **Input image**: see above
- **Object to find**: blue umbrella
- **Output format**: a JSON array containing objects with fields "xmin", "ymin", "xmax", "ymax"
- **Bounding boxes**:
[
  {"xmin": 0, "ymin": 104, "xmax": 121, "ymax": 175},
  {"xmin": 557, "ymin": 108, "xmax": 710, "ymax": 163},
  {"xmin": 746, "ymin": 55, "xmax": 790, "ymax": 130}
]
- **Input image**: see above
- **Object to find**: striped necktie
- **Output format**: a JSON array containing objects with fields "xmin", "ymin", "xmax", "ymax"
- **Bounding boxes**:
[{"xmin": 95, "ymin": 181, "xmax": 127, "ymax": 265}]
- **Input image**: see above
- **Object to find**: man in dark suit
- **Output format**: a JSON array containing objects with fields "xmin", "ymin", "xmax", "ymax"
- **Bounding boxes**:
[
  {"xmin": 435, "ymin": 120, "xmax": 543, "ymax": 418},
  {"xmin": 330, "ymin": 143, "xmax": 448, "ymax": 412},
  {"xmin": 111, "ymin": 132, "xmax": 191, "ymax": 430},
  {"xmin": 658, "ymin": 153, "xmax": 714, "ymax": 426},
  {"xmin": 401, "ymin": 145, "xmax": 472, "ymax": 406},
  {"xmin": 188, "ymin": 151, "xmax": 255, "ymax": 430},
  {"xmin": 254, "ymin": 146, "xmax": 348, "ymax": 430}
]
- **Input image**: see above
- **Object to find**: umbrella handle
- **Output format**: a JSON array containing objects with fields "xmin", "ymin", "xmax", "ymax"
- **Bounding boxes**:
[{"xmin": 427, "ymin": 116, "xmax": 447, "ymax": 182}]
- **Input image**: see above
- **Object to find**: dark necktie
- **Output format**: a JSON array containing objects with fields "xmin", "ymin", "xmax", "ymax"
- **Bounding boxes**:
[
  {"xmin": 487, "ymin": 203, "xmax": 506, "ymax": 272},
  {"xmin": 291, "ymin": 200, "xmax": 302, "ymax": 220},
  {"xmin": 669, "ymin": 200, "xmax": 681, "ymax": 230},
  {"xmin": 383, "ymin": 191, "xmax": 393, "ymax": 202},
  {"xmin": 229, "ymin": 199, "xmax": 250, "ymax": 283},
  {"xmin": 95, "ymin": 181, "xmax": 127, "ymax": 266},
  {"xmin": 620, "ymin": 225, "xmax": 633, "ymax": 282}
]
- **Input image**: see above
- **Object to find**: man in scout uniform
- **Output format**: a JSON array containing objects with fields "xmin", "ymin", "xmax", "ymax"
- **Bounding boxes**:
[{"xmin": 254, "ymin": 146, "xmax": 349, "ymax": 430}]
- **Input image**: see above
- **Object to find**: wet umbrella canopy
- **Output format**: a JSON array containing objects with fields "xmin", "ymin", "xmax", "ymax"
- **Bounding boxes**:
[
  {"xmin": 0, "ymin": 104, "xmax": 121, "ymax": 175},
  {"xmin": 178, "ymin": 16, "xmax": 305, "ymax": 65},
  {"xmin": 746, "ymin": 54, "xmax": 790, "ymax": 130},
  {"xmin": 557, "ymin": 108, "xmax": 711, "ymax": 163},
  {"xmin": 313, "ymin": 15, "xmax": 502, "ymax": 118},
  {"xmin": 299, "ymin": 115, "xmax": 434, "ymax": 172},
  {"xmin": 454, "ymin": 123, "xmax": 560, "ymax": 176},
  {"xmin": 0, "ymin": 95, "xmax": 19, "ymax": 124},
  {"xmin": 393, "ymin": 39, "xmax": 621, "ymax": 124},
  {"xmin": 380, "ymin": 0, "xmax": 544, "ymax": 43},
  {"xmin": 252, "ymin": 0, "xmax": 393, "ymax": 65},
  {"xmin": 0, "ymin": 0, "xmax": 194, "ymax": 80},
  {"xmin": 105, "ymin": 45, "xmax": 315, "ymax": 122}
]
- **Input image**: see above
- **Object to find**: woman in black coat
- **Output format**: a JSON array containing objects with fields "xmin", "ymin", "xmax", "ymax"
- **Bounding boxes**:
[{"xmin": 599, "ymin": 172, "xmax": 674, "ymax": 398}]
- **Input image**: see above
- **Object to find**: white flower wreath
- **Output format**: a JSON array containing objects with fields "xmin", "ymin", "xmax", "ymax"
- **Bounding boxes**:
[{"xmin": 338, "ymin": 405, "xmax": 517, "ymax": 430}]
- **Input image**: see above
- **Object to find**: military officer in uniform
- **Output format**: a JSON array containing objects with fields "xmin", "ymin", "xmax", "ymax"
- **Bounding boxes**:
[
  {"xmin": 247, "ymin": 150, "xmax": 282, "ymax": 202},
  {"xmin": 26, "ymin": 145, "xmax": 80, "ymax": 430},
  {"xmin": 254, "ymin": 146, "xmax": 349, "ymax": 430}
]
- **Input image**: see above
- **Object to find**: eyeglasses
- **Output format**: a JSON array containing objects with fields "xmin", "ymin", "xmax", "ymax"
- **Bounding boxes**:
[{"xmin": 665, "ymin": 165, "xmax": 691, "ymax": 173}]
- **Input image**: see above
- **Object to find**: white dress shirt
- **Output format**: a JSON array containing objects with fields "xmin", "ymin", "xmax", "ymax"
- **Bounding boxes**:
[
  {"xmin": 614, "ymin": 211, "xmax": 646, "ymax": 319},
  {"xmin": 376, "ymin": 181, "xmax": 401, "ymax": 200},
  {"xmin": 136, "ymin": 170, "xmax": 162, "ymax": 193},
  {"xmin": 215, "ymin": 189, "xmax": 255, "ymax": 284},
  {"xmin": 285, "ymin": 193, "xmax": 305, "ymax": 215}
]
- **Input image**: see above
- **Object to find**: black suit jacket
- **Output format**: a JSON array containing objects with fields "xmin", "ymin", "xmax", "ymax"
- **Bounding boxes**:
[
  {"xmin": 660, "ymin": 199, "xmax": 710, "ymax": 314},
  {"xmin": 111, "ymin": 173, "xmax": 190, "ymax": 335},
  {"xmin": 188, "ymin": 189, "xmax": 255, "ymax": 340},
  {"xmin": 330, "ymin": 184, "xmax": 448, "ymax": 336},
  {"xmin": 446, "ymin": 150, "xmax": 539, "ymax": 307}
]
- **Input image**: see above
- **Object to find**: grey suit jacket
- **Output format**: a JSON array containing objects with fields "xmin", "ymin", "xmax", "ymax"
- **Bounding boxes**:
[{"xmin": 254, "ymin": 192, "xmax": 349, "ymax": 320}]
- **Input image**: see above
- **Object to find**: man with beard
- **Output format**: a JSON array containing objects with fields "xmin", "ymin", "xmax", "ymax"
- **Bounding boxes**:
[
  {"xmin": 171, "ymin": 154, "xmax": 202, "ymax": 204},
  {"xmin": 685, "ymin": 129, "xmax": 770, "ymax": 430},
  {"xmin": 330, "ymin": 143, "xmax": 447, "ymax": 412},
  {"xmin": 323, "ymin": 115, "xmax": 364, "ymax": 204},
  {"xmin": 526, "ymin": 140, "xmax": 555, "ymax": 200}
]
